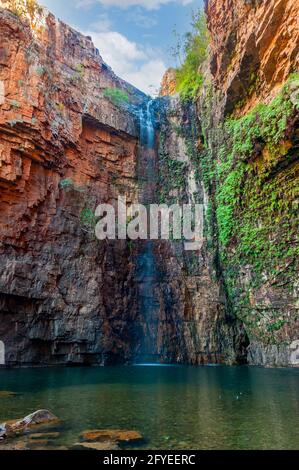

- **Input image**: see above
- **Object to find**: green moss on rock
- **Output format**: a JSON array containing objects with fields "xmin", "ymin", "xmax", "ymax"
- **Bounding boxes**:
[{"xmin": 215, "ymin": 76, "xmax": 299, "ymax": 343}]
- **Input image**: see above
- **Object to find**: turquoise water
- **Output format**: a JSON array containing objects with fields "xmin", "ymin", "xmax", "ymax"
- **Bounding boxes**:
[{"xmin": 0, "ymin": 365, "xmax": 298, "ymax": 450}]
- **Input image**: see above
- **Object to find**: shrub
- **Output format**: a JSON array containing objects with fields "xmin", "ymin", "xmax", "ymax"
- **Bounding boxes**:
[
  {"xmin": 75, "ymin": 63, "xmax": 85, "ymax": 78},
  {"xmin": 10, "ymin": 100, "xmax": 20, "ymax": 109},
  {"xmin": 59, "ymin": 178, "xmax": 74, "ymax": 190},
  {"xmin": 172, "ymin": 10, "xmax": 209, "ymax": 100},
  {"xmin": 103, "ymin": 87, "xmax": 130, "ymax": 107},
  {"xmin": 80, "ymin": 207, "xmax": 97, "ymax": 231}
]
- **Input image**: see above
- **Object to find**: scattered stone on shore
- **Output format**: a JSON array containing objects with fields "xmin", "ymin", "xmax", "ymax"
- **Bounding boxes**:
[
  {"xmin": 72, "ymin": 441, "xmax": 120, "ymax": 451},
  {"xmin": 0, "ymin": 391, "xmax": 18, "ymax": 398},
  {"xmin": 0, "ymin": 410, "xmax": 59, "ymax": 440},
  {"xmin": 80, "ymin": 429, "xmax": 143, "ymax": 444}
]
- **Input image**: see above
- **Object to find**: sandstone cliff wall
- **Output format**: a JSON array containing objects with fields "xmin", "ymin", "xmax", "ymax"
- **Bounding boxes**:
[
  {"xmin": 0, "ymin": 0, "xmax": 249, "ymax": 367},
  {"xmin": 0, "ymin": 2, "xmax": 145, "ymax": 365}
]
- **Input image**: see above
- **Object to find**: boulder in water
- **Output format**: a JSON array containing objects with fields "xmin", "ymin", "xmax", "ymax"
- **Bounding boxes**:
[
  {"xmin": 0, "ymin": 391, "xmax": 18, "ymax": 398},
  {"xmin": 29, "ymin": 432, "xmax": 60, "ymax": 440},
  {"xmin": 72, "ymin": 441, "xmax": 120, "ymax": 451},
  {"xmin": 80, "ymin": 429, "xmax": 143, "ymax": 444},
  {"xmin": 0, "ymin": 410, "xmax": 59, "ymax": 440}
]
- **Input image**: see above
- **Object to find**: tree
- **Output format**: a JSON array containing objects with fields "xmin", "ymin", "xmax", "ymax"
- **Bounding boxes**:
[{"xmin": 173, "ymin": 11, "xmax": 209, "ymax": 100}]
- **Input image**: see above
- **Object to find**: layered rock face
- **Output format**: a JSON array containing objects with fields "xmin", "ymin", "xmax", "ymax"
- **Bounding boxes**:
[
  {"xmin": 159, "ymin": 68, "xmax": 177, "ymax": 97},
  {"xmin": 0, "ymin": 3, "xmax": 145, "ymax": 365}
]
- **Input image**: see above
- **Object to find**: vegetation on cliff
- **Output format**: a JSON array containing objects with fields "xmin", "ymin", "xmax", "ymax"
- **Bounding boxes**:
[
  {"xmin": 103, "ymin": 88, "xmax": 130, "ymax": 108},
  {"xmin": 198, "ymin": 74, "xmax": 299, "ymax": 345},
  {"xmin": 3, "ymin": 0, "xmax": 44, "ymax": 28},
  {"xmin": 172, "ymin": 10, "xmax": 209, "ymax": 101}
]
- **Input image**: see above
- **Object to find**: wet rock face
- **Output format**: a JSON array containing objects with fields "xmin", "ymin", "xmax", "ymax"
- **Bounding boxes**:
[
  {"xmin": 149, "ymin": 97, "xmax": 248, "ymax": 365},
  {"xmin": 206, "ymin": 0, "xmax": 299, "ymax": 115},
  {"xmin": 0, "ymin": 4, "xmax": 143, "ymax": 365}
]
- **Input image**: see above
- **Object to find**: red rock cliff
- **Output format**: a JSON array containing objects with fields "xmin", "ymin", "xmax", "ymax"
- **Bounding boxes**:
[
  {"xmin": 206, "ymin": 0, "xmax": 299, "ymax": 114},
  {"xmin": 0, "ymin": 1, "xmax": 145, "ymax": 365}
]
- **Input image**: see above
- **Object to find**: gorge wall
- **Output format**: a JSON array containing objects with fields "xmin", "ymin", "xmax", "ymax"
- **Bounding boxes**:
[
  {"xmin": 0, "ymin": 1, "xmax": 144, "ymax": 365},
  {"xmin": 198, "ymin": 0, "xmax": 299, "ymax": 366},
  {"xmin": 0, "ymin": 0, "xmax": 298, "ymax": 367}
]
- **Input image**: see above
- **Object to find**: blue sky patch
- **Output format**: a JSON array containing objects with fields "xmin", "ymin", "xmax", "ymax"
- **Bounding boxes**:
[{"xmin": 41, "ymin": 0, "xmax": 204, "ymax": 95}]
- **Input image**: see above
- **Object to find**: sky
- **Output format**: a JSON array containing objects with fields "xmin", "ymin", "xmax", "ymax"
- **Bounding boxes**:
[{"xmin": 40, "ymin": 0, "xmax": 204, "ymax": 95}]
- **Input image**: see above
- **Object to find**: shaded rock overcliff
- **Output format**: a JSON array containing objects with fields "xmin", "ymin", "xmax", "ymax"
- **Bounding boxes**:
[{"xmin": 151, "ymin": 96, "xmax": 248, "ymax": 364}]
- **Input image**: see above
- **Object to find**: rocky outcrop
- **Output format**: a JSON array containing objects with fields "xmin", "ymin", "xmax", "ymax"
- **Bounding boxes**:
[{"xmin": 159, "ymin": 68, "xmax": 177, "ymax": 97}]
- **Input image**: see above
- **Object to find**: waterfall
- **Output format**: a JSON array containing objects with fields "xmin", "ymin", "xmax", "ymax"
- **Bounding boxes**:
[
  {"xmin": 143, "ymin": 100, "xmax": 155, "ymax": 149},
  {"xmin": 0, "ymin": 341, "xmax": 5, "ymax": 365},
  {"xmin": 138, "ymin": 100, "xmax": 156, "ymax": 203},
  {"xmin": 135, "ymin": 100, "xmax": 160, "ymax": 363}
]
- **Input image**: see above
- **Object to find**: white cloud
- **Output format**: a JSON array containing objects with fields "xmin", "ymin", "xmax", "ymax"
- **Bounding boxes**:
[
  {"xmin": 89, "ymin": 31, "xmax": 146, "ymax": 63},
  {"xmin": 124, "ymin": 59, "xmax": 166, "ymax": 94},
  {"xmin": 76, "ymin": 0, "xmax": 193, "ymax": 10},
  {"xmin": 89, "ymin": 13, "xmax": 112, "ymax": 32},
  {"xmin": 85, "ymin": 29, "xmax": 167, "ymax": 94},
  {"xmin": 126, "ymin": 9, "xmax": 158, "ymax": 28}
]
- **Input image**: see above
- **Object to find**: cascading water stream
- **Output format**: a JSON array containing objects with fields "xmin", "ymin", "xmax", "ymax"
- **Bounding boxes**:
[{"xmin": 135, "ymin": 100, "xmax": 161, "ymax": 364}]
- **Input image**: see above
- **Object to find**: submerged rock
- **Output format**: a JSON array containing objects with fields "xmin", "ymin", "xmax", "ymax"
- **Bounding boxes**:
[
  {"xmin": 0, "ymin": 410, "xmax": 59, "ymax": 440},
  {"xmin": 0, "ymin": 391, "xmax": 18, "ymax": 398},
  {"xmin": 80, "ymin": 429, "xmax": 143, "ymax": 444},
  {"xmin": 29, "ymin": 432, "xmax": 60, "ymax": 440},
  {"xmin": 27, "ymin": 439, "xmax": 50, "ymax": 449},
  {"xmin": 72, "ymin": 441, "xmax": 120, "ymax": 451}
]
